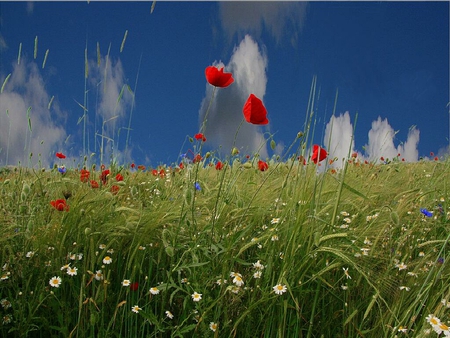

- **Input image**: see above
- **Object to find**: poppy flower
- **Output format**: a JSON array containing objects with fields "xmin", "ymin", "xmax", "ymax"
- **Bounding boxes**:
[
  {"xmin": 194, "ymin": 133, "xmax": 206, "ymax": 142},
  {"xmin": 243, "ymin": 94, "xmax": 269, "ymax": 125},
  {"xmin": 179, "ymin": 162, "xmax": 185, "ymax": 169},
  {"xmin": 151, "ymin": 169, "xmax": 158, "ymax": 176},
  {"xmin": 130, "ymin": 282, "xmax": 139, "ymax": 291},
  {"xmin": 90, "ymin": 180, "xmax": 99, "ymax": 188},
  {"xmin": 80, "ymin": 169, "xmax": 90, "ymax": 183},
  {"xmin": 311, "ymin": 145, "xmax": 327, "ymax": 164},
  {"xmin": 137, "ymin": 165, "xmax": 146, "ymax": 171},
  {"xmin": 193, "ymin": 154, "xmax": 202, "ymax": 163},
  {"xmin": 205, "ymin": 66, "xmax": 234, "ymax": 88},
  {"xmin": 56, "ymin": 152, "xmax": 66, "ymax": 159},
  {"xmin": 159, "ymin": 169, "xmax": 166, "ymax": 178},
  {"xmin": 50, "ymin": 199, "xmax": 69, "ymax": 212},
  {"xmin": 130, "ymin": 163, "xmax": 136, "ymax": 169},
  {"xmin": 101, "ymin": 169, "xmax": 110, "ymax": 184},
  {"xmin": 215, "ymin": 161, "xmax": 223, "ymax": 170},
  {"xmin": 110, "ymin": 185, "xmax": 119, "ymax": 195},
  {"xmin": 115, "ymin": 173, "xmax": 123, "ymax": 182},
  {"xmin": 258, "ymin": 160, "xmax": 268, "ymax": 172}
]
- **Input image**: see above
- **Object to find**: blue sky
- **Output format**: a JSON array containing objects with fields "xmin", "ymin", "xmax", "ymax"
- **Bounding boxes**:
[{"xmin": 0, "ymin": 1, "xmax": 448, "ymax": 168}]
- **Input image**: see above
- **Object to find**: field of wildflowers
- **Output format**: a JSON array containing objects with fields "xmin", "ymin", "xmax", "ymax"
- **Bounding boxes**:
[{"xmin": 1, "ymin": 64, "xmax": 450, "ymax": 338}]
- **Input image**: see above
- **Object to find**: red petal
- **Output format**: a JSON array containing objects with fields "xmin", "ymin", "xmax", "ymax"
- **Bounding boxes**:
[
  {"xmin": 243, "ymin": 94, "xmax": 269, "ymax": 125},
  {"xmin": 205, "ymin": 66, "xmax": 234, "ymax": 88}
]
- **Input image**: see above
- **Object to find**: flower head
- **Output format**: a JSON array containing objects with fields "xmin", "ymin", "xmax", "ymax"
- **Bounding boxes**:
[
  {"xmin": 58, "ymin": 166, "xmax": 66, "ymax": 174},
  {"xmin": 258, "ymin": 160, "xmax": 269, "ymax": 171},
  {"xmin": 50, "ymin": 199, "xmax": 69, "ymax": 212},
  {"xmin": 243, "ymin": 94, "xmax": 269, "ymax": 125},
  {"xmin": 205, "ymin": 66, "xmax": 234, "ymax": 88},
  {"xmin": 49, "ymin": 276, "xmax": 62, "ymax": 288},
  {"xmin": 165, "ymin": 310, "xmax": 174, "ymax": 319},
  {"xmin": 115, "ymin": 173, "xmax": 124, "ymax": 182},
  {"xmin": 149, "ymin": 287, "xmax": 160, "ymax": 295},
  {"xmin": 80, "ymin": 169, "xmax": 90, "ymax": 182},
  {"xmin": 215, "ymin": 161, "xmax": 224, "ymax": 170},
  {"xmin": 90, "ymin": 180, "xmax": 99, "ymax": 188},
  {"xmin": 102, "ymin": 256, "xmax": 112, "ymax": 265},
  {"xmin": 191, "ymin": 291, "xmax": 202, "ymax": 302},
  {"xmin": 66, "ymin": 266, "xmax": 78, "ymax": 276},
  {"xmin": 56, "ymin": 152, "xmax": 66, "ymax": 159},
  {"xmin": 420, "ymin": 208, "xmax": 433, "ymax": 217},
  {"xmin": 194, "ymin": 133, "xmax": 206, "ymax": 142},
  {"xmin": 273, "ymin": 284, "xmax": 287, "ymax": 295},
  {"xmin": 194, "ymin": 182, "xmax": 201, "ymax": 191},
  {"xmin": 209, "ymin": 322, "xmax": 218, "ymax": 332},
  {"xmin": 311, "ymin": 145, "xmax": 328, "ymax": 164},
  {"xmin": 122, "ymin": 279, "xmax": 131, "ymax": 287},
  {"xmin": 131, "ymin": 305, "xmax": 142, "ymax": 314}
]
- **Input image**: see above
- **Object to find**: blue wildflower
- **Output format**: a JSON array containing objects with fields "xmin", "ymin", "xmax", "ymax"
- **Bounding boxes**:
[
  {"xmin": 58, "ymin": 166, "xmax": 67, "ymax": 174},
  {"xmin": 194, "ymin": 182, "xmax": 201, "ymax": 191},
  {"xmin": 420, "ymin": 208, "xmax": 432, "ymax": 217}
]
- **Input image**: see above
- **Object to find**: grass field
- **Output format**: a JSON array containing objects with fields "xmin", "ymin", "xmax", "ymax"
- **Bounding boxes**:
[{"xmin": 1, "ymin": 152, "xmax": 449, "ymax": 337}]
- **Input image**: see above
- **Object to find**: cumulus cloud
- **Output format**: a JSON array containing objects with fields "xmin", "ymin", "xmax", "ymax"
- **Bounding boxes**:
[
  {"xmin": 88, "ymin": 56, "xmax": 133, "ymax": 162},
  {"xmin": 0, "ymin": 59, "xmax": 66, "ymax": 167},
  {"xmin": 323, "ymin": 113, "xmax": 420, "ymax": 168},
  {"xmin": 324, "ymin": 112, "xmax": 355, "ymax": 167},
  {"xmin": 199, "ymin": 35, "xmax": 269, "ymax": 158},
  {"xmin": 219, "ymin": 2, "xmax": 308, "ymax": 46},
  {"xmin": 365, "ymin": 117, "xmax": 419, "ymax": 162}
]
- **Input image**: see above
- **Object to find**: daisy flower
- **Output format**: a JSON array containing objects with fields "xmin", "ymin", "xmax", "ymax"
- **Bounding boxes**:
[
  {"xmin": 149, "ymin": 287, "xmax": 160, "ymax": 295},
  {"xmin": 94, "ymin": 270, "xmax": 103, "ymax": 281},
  {"xmin": 253, "ymin": 260, "xmax": 264, "ymax": 270},
  {"xmin": 122, "ymin": 279, "xmax": 131, "ymax": 287},
  {"xmin": 396, "ymin": 262, "xmax": 407, "ymax": 271},
  {"xmin": 253, "ymin": 271, "xmax": 262, "ymax": 279},
  {"xmin": 0, "ymin": 299, "xmax": 11, "ymax": 309},
  {"xmin": 102, "ymin": 256, "xmax": 112, "ymax": 265},
  {"xmin": 131, "ymin": 305, "xmax": 142, "ymax": 313},
  {"xmin": 273, "ymin": 284, "xmax": 287, "ymax": 295},
  {"xmin": 26, "ymin": 251, "xmax": 35, "ymax": 258},
  {"xmin": 165, "ymin": 310, "xmax": 174, "ymax": 319},
  {"xmin": 66, "ymin": 266, "xmax": 78, "ymax": 276},
  {"xmin": 49, "ymin": 276, "xmax": 62, "ymax": 288},
  {"xmin": 209, "ymin": 322, "xmax": 218, "ymax": 332},
  {"xmin": 191, "ymin": 292, "xmax": 202, "ymax": 302},
  {"xmin": 232, "ymin": 275, "xmax": 244, "ymax": 287}
]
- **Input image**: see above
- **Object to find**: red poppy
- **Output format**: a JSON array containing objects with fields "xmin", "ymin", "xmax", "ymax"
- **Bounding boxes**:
[
  {"xmin": 215, "ymin": 161, "xmax": 223, "ymax": 170},
  {"xmin": 80, "ymin": 169, "xmax": 90, "ymax": 183},
  {"xmin": 50, "ymin": 199, "xmax": 69, "ymax": 211},
  {"xmin": 194, "ymin": 133, "xmax": 206, "ymax": 142},
  {"xmin": 179, "ymin": 162, "xmax": 185, "ymax": 169},
  {"xmin": 137, "ymin": 165, "xmax": 146, "ymax": 171},
  {"xmin": 434, "ymin": 156, "xmax": 439, "ymax": 161},
  {"xmin": 101, "ymin": 169, "xmax": 110, "ymax": 184},
  {"xmin": 193, "ymin": 154, "xmax": 202, "ymax": 163},
  {"xmin": 56, "ymin": 152, "xmax": 66, "ymax": 159},
  {"xmin": 258, "ymin": 160, "xmax": 268, "ymax": 171},
  {"xmin": 351, "ymin": 152, "xmax": 358, "ymax": 158},
  {"xmin": 159, "ymin": 169, "xmax": 166, "ymax": 178},
  {"xmin": 116, "ymin": 173, "xmax": 124, "ymax": 182},
  {"xmin": 131, "ymin": 163, "xmax": 136, "ymax": 169},
  {"xmin": 110, "ymin": 185, "xmax": 119, "ymax": 195},
  {"xmin": 90, "ymin": 180, "xmax": 99, "ymax": 188},
  {"xmin": 130, "ymin": 282, "xmax": 139, "ymax": 291},
  {"xmin": 311, "ymin": 145, "xmax": 327, "ymax": 164},
  {"xmin": 205, "ymin": 66, "xmax": 234, "ymax": 88},
  {"xmin": 243, "ymin": 94, "xmax": 269, "ymax": 125},
  {"xmin": 152, "ymin": 169, "xmax": 158, "ymax": 176}
]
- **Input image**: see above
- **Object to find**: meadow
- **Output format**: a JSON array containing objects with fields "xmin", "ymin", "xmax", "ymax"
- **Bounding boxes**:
[
  {"xmin": 0, "ymin": 40, "xmax": 449, "ymax": 337},
  {"xmin": 1, "ymin": 145, "xmax": 450, "ymax": 337}
]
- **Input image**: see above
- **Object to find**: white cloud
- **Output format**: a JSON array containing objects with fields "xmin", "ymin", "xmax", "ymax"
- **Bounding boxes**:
[
  {"xmin": 26, "ymin": 2, "xmax": 34, "ymax": 15},
  {"xmin": 219, "ymin": 2, "xmax": 308, "ymax": 46},
  {"xmin": 324, "ymin": 112, "xmax": 355, "ymax": 167},
  {"xmin": 88, "ymin": 56, "xmax": 133, "ymax": 162},
  {"xmin": 323, "ymin": 114, "xmax": 420, "ymax": 168},
  {"xmin": 199, "ymin": 35, "xmax": 269, "ymax": 158},
  {"xmin": 0, "ymin": 59, "xmax": 66, "ymax": 167}
]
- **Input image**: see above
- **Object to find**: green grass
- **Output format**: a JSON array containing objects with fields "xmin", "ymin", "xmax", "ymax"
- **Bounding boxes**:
[{"xmin": 1, "ymin": 155, "xmax": 449, "ymax": 337}]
